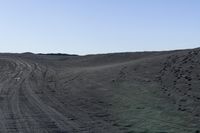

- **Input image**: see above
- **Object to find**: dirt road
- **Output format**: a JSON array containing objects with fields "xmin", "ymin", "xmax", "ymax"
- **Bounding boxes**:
[{"xmin": 0, "ymin": 54, "xmax": 122, "ymax": 132}]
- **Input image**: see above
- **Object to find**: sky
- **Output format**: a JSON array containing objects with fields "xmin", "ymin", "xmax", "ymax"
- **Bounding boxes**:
[{"xmin": 0, "ymin": 0, "xmax": 199, "ymax": 55}]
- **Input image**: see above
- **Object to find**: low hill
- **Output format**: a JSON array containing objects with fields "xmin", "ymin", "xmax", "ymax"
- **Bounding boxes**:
[{"xmin": 0, "ymin": 48, "xmax": 199, "ymax": 133}]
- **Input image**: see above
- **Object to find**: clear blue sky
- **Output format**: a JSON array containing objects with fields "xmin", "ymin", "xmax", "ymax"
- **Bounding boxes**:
[{"xmin": 0, "ymin": 0, "xmax": 199, "ymax": 55}]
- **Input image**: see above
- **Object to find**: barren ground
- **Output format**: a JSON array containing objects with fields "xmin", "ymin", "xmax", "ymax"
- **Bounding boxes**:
[{"xmin": 0, "ymin": 48, "xmax": 200, "ymax": 133}]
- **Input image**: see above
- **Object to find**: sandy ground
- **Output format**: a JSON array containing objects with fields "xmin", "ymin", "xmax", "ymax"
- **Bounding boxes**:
[{"xmin": 0, "ymin": 48, "xmax": 199, "ymax": 133}]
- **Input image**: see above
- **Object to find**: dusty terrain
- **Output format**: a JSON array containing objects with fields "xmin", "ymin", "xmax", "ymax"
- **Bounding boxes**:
[{"xmin": 0, "ymin": 48, "xmax": 200, "ymax": 133}]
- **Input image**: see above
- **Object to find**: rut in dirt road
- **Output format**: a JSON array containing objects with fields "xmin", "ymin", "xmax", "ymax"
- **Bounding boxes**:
[{"xmin": 0, "ymin": 57, "xmax": 68, "ymax": 132}]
